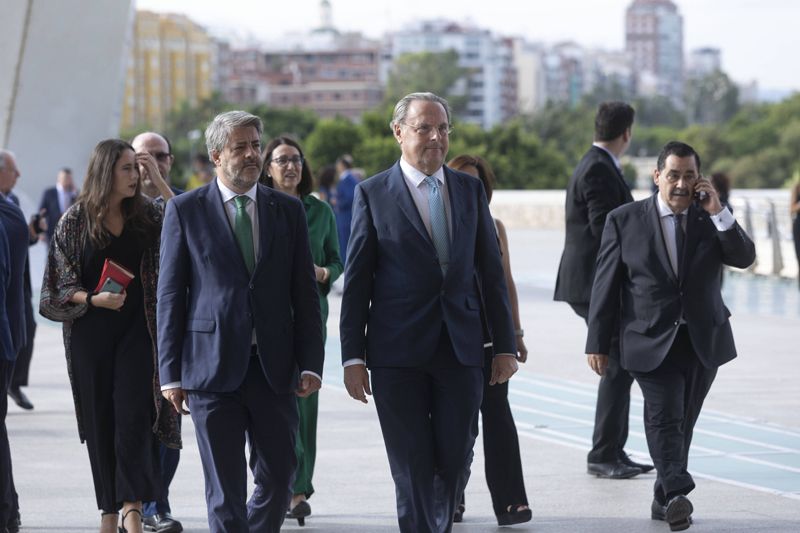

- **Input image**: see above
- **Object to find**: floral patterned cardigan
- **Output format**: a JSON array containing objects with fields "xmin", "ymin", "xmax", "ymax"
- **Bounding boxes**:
[{"xmin": 39, "ymin": 201, "xmax": 181, "ymax": 449}]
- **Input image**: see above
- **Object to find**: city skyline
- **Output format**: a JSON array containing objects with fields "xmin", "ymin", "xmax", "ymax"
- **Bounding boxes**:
[{"xmin": 136, "ymin": 0, "xmax": 799, "ymax": 97}]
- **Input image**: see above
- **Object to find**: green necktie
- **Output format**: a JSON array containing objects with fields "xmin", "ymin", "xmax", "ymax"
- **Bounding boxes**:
[{"xmin": 233, "ymin": 195, "xmax": 255, "ymax": 274}]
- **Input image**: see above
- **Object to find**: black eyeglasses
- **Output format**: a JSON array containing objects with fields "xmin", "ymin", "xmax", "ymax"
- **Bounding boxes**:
[{"xmin": 270, "ymin": 156, "xmax": 304, "ymax": 168}]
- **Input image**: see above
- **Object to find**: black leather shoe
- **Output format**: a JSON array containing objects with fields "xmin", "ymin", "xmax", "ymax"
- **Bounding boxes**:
[
  {"xmin": 621, "ymin": 454, "xmax": 654, "ymax": 473},
  {"xmin": 497, "ymin": 505, "xmax": 532, "ymax": 526},
  {"xmin": 453, "ymin": 503, "xmax": 465, "ymax": 523},
  {"xmin": 8, "ymin": 387, "xmax": 33, "ymax": 410},
  {"xmin": 587, "ymin": 461, "xmax": 641, "ymax": 479},
  {"xmin": 652, "ymin": 496, "xmax": 693, "ymax": 531},
  {"xmin": 142, "ymin": 513, "xmax": 183, "ymax": 533}
]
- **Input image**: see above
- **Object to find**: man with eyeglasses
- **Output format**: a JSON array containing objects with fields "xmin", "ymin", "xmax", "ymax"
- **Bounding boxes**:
[
  {"xmin": 585, "ymin": 141, "xmax": 755, "ymax": 531},
  {"xmin": 341, "ymin": 92, "xmax": 517, "ymax": 533},
  {"xmin": 132, "ymin": 132, "xmax": 183, "ymax": 207},
  {"xmin": 131, "ymin": 131, "xmax": 184, "ymax": 533}
]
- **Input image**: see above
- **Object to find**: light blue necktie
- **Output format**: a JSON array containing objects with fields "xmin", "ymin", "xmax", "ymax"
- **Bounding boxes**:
[{"xmin": 424, "ymin": 175, "xmax": 450, "ymax": 275}]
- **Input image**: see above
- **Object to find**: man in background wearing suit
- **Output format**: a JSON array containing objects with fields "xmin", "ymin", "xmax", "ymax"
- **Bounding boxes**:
[
  {"xmin": 341, "ymin": 92, "xmax": 518, "ymax": 533},
  {"xmin": 554, "ymin": 101, "xmax": 653, "ymax": 479},
  {"xmin": 0, "ymin": 149, "xmax": 32, "ymax": 533},
  {"xmin": 37, "ymin": 167, "xmax": 77, "ymax": 244},
  {"xmin": 586, "ymin": 142, "xmax": 755, "ymax": 531},
  {"xmin": 131, "ymin": 131, "xmax": 183, "ymax": 533},
  {"xmin": 157, "ymin": 111, "xmax": 323, "ymax": 533}
]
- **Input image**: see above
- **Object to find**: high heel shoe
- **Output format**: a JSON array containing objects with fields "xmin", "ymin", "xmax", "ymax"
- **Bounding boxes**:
[
  {"xmin": 496, "ymin": 504, "xmax": 532, "ymax": 526},
  {"xmin": 453, "ymin": 503, "xmax": 465, "ymax": 523},
  {"xmin": 119, "ymin": 509, "xmax": 142, "ymax": 533},
  {"xmin": 285, "ymin": 500, "xmax": 311, "ymax": 526}
]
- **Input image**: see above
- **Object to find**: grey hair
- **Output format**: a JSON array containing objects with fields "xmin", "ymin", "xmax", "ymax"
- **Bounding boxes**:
[
  {"xmin": 390, "ymin": 92, "xmax": 452, "ymax": 130},
  {"xmin": 0, "ymin": 149, "xmax": 15, "ymax": 171},
  {"xmin": 205, "ymin": 111, "xmax": 263, "ymax": 159}
]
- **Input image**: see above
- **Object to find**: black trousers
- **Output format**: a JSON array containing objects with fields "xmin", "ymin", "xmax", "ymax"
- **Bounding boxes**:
[
  {"xmin": 371, "ymin": 325, "xmax": 483, "ymax": 533},
  {"xmin": 460, "ymin": 355, "xmax": 528, "ymax": 517},
  {"xmin": 10, "ymin": 298, "xmax": 34, "ymax": 389},
  {"xmin": 630, "ymin": 326, "xmax": 716, "ymax": 503},
  {"xmin": 0, "ymin": 359, "xmax": 18, "ymax": 526},
  {"xmin": 793, "ymin": 216, "xmax": 800, "ymax": 289},
  {"xmin": 571, "ymin": 303, "xmax": 633, "ymax": 463},
  {"xmin": 189, "ymin": 355, "xmax": 298, "ymax": 533},
  {"xmin": 70, "ymin": 308, "xmax": 162, "ymax": 512}
]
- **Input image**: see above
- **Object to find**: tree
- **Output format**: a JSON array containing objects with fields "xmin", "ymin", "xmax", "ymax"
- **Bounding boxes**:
[
  {"xmin": 249, "ymin": 105, "xmax": 319, "ymax": 140},
  {"xmin": 684, "ymin": 70, "xmax": 740, "ymax": 125},
  {"xmin": 304, "ymin": 118, "xmax": 363, "ymax": 173},
  {"xmin": 384, "ymin": 50, "xmax": 468, "ymax": 114}
]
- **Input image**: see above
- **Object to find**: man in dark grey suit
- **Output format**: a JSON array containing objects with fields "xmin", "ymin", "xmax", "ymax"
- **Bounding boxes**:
[
  {"xmin": 157, "ymin": 111, "xmax": 323, "ymax": 533},
  {"xmin": 586, "ymin": 141, "xmax": 755, "ymax": 531},
  {"xmin": 341, "ymin": 92, "xmax": 517, "ymax": 533},
  {"xmin": 554, "ymin": 102, "xmax": 652, "ymax": 479}
]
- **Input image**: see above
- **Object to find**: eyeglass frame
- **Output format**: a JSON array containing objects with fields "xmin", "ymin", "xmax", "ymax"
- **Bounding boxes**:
[
  {"xmin": 400, "ymin": 122, "xmax": 453, "ymax": 137},
  {"xmin": 268, "ymin": 156, "xmax": 305, "ymax": 168}
]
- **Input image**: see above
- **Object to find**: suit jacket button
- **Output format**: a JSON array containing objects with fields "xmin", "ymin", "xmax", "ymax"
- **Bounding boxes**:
[
  {"xmin": 249, "ymin": 284, "xmax": 255, "ymax": 290},
  {"xmin": 674, "ymin": 321, "xmax": 679, "ymax": 326}
]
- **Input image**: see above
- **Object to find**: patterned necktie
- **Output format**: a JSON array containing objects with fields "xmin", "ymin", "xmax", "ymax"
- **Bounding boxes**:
[
  {"xmin": 672, "ymin": 213, "xmax": 685, "ymax": 276},
  {"xmin": 423, "ymin": 175, "xmax": 450, "ymax": 275},
  {"xmin": 233, "ymin": 195, "xmax": 255, "ymax": 274}
]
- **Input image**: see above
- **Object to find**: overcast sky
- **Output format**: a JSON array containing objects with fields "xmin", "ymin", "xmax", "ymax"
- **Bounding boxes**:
[{"xmin": 136, "ymin": 0, "xmax": 799, "ymax": 93}]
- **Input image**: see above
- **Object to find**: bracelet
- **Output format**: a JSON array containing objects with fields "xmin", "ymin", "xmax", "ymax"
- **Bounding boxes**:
[
  {"xmin": 514, "ymin": 328, "xmax": 524, "ymax": 337},
  {"xmin": 86, "ymin": 292, "xmax": 96, "ymax": 308}
]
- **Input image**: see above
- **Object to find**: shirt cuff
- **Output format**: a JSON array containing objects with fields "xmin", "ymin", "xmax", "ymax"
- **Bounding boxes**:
[
  {"xmin": 301, "ymin": 370, "xmax": 322, "ymax": 382},
  {"xmin": 495, "ymin": 353, "xmax": 516, "ymax": 358},
  {"xmin": 709, "ymin": 206, "xmax": 735, "ymax": 231},
  {"xmin": 343, "ymin": 358, "xmax": 366, "ymax": 367},
  {"xmin": 161, "ymin": 381, "xmax": 181, "ymax": 391}
]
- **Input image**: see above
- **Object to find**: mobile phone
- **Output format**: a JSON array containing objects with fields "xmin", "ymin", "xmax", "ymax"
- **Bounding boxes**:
[{"xmin": 694, "ymin": 190, "xmax": 708, "ymax": 202}]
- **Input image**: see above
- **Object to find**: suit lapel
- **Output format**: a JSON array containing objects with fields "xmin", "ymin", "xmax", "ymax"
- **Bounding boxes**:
[
  {"xmin": 386, "ymin": 162, "xmax": 432, "ymax": 246},
  {"xmin": 646, "ymin": 195, "xmax": 679, "ymax": 285},
  {"xmin": 254, "ymin": 185, "xmax": 276, "ymax": 276},
  {"xmin": 201, "ymin": 183, "xmax": 250, "ymax": 276}
]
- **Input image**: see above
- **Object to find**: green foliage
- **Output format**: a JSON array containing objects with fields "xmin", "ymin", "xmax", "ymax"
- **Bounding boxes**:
[
  {"xmin": 304, "ymin": 118, "xmax": 363, "ymax": 173},
  {"xmin": 384, "ymin": 50, "xmax": 469, "ymax": 114},
  {"xmin": 250, "ymin": 105, "xmax": 319, "ymax": 140},
  {"xmin": 353, "ymin": 136, "xmax": 400, "ymax": 177}
]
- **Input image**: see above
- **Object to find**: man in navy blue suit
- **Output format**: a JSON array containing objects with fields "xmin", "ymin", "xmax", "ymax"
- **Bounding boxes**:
[
  {"xmin": 333, "ymin": 154, "xmax": 358, "ymax": 263},
  {"xmin": 132, "ymin": 131, "xmax": 183, "ymax": 533},
  {"xmin": 0, "ymin": 149, "xmax": 31, "ymax": 533},
  {"xmin": 157, "ymin": 111, "xmax": 323, "ymax": 533},
  {"xmin": 340, "ymin": 93, "xmax": 518, "ymax": 533},
  {"xmin": 37, "ymin": 167, "xmax": 77, "ymax": 244}
]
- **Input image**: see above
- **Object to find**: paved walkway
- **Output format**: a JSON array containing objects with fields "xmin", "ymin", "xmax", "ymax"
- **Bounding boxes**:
[{"xmin": 7, "ymin": 229, "xmax": 800, "ymax": 532}]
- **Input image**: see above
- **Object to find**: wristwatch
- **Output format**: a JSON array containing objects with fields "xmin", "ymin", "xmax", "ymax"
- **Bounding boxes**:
[
  {"xmin": 514, "ymin": 328, "xmax": 524, "ymax": 337},
  {"xmin": 86, "ymin": 292, "xmax": 97, "ymax": 308}
]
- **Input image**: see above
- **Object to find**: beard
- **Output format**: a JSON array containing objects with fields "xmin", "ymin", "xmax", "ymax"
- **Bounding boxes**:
[{"xmin": 223, "ymin": 159, "xmax": 261, "ymax": 191}]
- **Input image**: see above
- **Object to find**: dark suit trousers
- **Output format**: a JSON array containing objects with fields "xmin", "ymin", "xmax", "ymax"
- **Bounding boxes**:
[
  {"xmin": 143, "ymin": 404, "xmax": 181, "ymax": 517},
  {"xmin": 370, "ymin": 325, "xmax": 483, "ymax": 533},
  {"xmin": 460, "ymin": 355, "xmax": 528, "ymax": 517},
  {"xmin": 571, "ymin": 303, "xmax": 633, "ymax": 463},
  {"xmin": 0, "ymin": 359, "xmax": 19, "ymax": 526},
  {"xmin": 10, "ymin": 297, "xmax": 34, "ymax": 389},
  {"xmin": 630, "ymin": 326, "xmax": 716, "ymax": 503},
  {"xmin": 188, "ymin": 355, "xmax": 298, "ymax": 533}
]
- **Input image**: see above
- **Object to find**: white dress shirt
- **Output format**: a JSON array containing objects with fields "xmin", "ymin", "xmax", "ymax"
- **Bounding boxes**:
[{"xmin": 56, "ymin": 183, "xmax": 75, "ymax": 213}]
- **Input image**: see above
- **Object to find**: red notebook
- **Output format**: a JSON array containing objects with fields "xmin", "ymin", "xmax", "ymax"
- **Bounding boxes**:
[{"xmin": 94, "ymin": 259, "xmax": 135, "ymax": 294}]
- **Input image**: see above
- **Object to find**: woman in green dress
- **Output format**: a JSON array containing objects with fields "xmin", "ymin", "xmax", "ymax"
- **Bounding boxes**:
[{"xmin": 258, "ymin": 136, "xmax": 343, "ymax": 524}]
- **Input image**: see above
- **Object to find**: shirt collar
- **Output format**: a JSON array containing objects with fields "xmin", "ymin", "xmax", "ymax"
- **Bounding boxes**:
[
  {"xmin": 400, "ymin": 157, "xmax": 444, "ymax": 188},
  {"xmin": 592, "ymin": 142, "xmax": 622, "ymax": 172},
  {"xmin": 216, "ymin": 177, "xmax": 257, "ymax": 205},
  {"xmin": 656, "ymin": 193, "xmax": 688, "ymax": 218}
]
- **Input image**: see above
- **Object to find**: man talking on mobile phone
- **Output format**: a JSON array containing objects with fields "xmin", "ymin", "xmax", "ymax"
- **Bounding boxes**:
[{"xmin": 585, "ymin": 141, "xmax": 755, "ymax": 531}]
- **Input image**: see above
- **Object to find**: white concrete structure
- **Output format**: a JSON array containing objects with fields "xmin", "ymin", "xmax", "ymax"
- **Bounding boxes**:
[{"xmin": 0, "ymin": 0, "xmax": 133, "ymax": 214}]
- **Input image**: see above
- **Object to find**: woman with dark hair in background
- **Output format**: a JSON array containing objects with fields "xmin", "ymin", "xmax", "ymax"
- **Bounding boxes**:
[
  {"xmin": 447, "ymin": 154, "xmax": 531, "ymax": 526},
  {"xmin": 316, "ymin": 164, "xmax": 336, "ymax": 205},
  {"xmin": 39, "ymin": 139, "xmax": 179, "ymax": 533},
  {"xmin": 257, "ymin": 136, "xmax": 343, "ymax": 525},
  {"xmin": 791, "ymin": 178, "xmax": 800, "ymax": 289}
]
